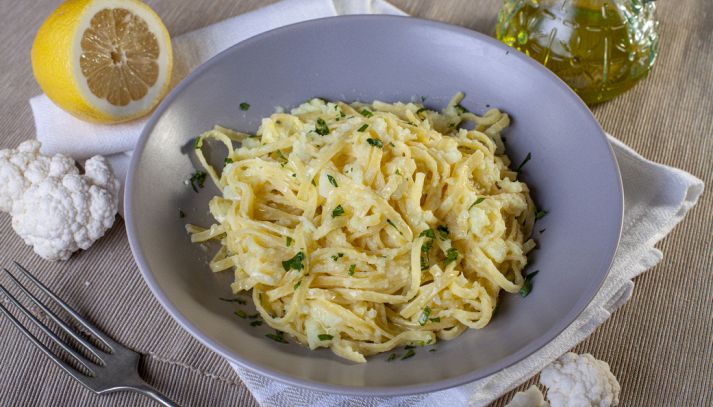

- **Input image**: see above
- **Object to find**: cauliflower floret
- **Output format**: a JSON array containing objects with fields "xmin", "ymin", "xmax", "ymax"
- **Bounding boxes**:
[
  {"xmin": 0, "ymin": 140, "xmax": 77, "ymax": 212},
  {"xmin": 540, "ymin": 353, "xmax": 620, "ymax": 407},
  {"xmin": 505, "ymin": 385, "xmax": 549, "ymax": 407},
  {"xmin": 0, "ymin": 146, "xmax": 120, "ymax": 261}
]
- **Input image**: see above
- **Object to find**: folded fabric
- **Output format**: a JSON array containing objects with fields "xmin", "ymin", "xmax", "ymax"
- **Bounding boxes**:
[{"xmin": 28, "ymin": 0, "xmax": 705, "ymax": 406}]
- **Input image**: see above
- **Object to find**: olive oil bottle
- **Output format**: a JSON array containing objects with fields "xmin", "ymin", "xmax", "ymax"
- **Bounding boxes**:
[{"xmin": 496, "ymin": 0, "xmax": 659, "ymax": 105}]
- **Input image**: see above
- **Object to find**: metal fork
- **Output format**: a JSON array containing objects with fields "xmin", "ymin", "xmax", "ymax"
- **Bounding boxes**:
[{"xmin": 0, "ymin": 262, "xmax": 178, "ymax": 407}]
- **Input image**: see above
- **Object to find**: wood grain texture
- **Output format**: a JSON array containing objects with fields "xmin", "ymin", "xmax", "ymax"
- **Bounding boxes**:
[{"xmin": 0, "ymin": 0, "xmax": 710, "ymax": 406}]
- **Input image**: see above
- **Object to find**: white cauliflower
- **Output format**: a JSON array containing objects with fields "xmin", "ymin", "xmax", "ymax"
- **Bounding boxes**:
[
  {"xmin": 0, "ymin": 141, "xmax": 119, "ymax": 261},
  {"xmin": 505, "ymin": 385, "xmax": 549, "ymax": 407},
  {"xmin": 540, "ymin": 352, "xmax": 620, "ymax": 407}
]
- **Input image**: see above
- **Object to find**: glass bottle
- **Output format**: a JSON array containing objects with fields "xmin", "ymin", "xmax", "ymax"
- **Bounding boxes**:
[{"xmin": 496, "ymin": 0, "xmax": 659, "ymax": 105}]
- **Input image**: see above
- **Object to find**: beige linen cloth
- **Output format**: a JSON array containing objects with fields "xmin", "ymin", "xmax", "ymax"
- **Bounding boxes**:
[{"xmin": 11, "ymin": 0, "xmax": 703, "ymax": 406}]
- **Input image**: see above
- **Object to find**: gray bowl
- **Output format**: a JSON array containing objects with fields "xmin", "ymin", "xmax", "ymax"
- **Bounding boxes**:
[{"xmin": 126, "ymin": 15, "xmax": 622, "ymax": 396}]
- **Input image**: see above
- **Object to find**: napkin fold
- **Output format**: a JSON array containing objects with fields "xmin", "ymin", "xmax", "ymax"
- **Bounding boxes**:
[{"xmin": 28, "ymin": 0, "xmax": 705, "ymax": 406}]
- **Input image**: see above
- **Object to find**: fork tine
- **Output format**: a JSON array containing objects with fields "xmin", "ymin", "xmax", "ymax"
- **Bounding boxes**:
[
  {"xmin": 0, "ymin": 284, "xmax": 96, "ymax": 374},
  {"xmin": 3, "ymin": 268, "xmax": 108, "ymax": 361},
  {"xmin": 12, "ymin": 262, "xmax": 118, "ymax": 350},
  {"xmin": 0, "ymin": 301, "xmax": 91, "ymax": 386}
]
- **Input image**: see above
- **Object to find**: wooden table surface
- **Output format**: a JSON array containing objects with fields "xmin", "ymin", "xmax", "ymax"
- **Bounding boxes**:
[{"xmin": 0, "ymin": 0, "xmax": 710, "ymax": 406}]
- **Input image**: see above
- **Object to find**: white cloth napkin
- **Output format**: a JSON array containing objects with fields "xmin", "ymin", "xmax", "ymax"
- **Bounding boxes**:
[{"xmin": 28, "ymin": 0, "xmax": 705, "ymax": 406}]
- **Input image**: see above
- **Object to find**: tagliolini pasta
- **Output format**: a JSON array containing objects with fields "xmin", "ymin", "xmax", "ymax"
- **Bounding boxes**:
[{"xmin": 188, "ymin": 93, "xmax": 536, "ymax": 363}]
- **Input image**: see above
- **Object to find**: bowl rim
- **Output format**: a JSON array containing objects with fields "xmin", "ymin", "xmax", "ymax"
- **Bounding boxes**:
[{"xmin": 125, "ymin": 14, "xmax": 624, "ymax": 397}]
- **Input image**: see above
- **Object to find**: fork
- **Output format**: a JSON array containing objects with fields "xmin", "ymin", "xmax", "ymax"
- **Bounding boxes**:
[{"xmin": 0, "ymin": 262, "xmax": 178, "ymax": 407}]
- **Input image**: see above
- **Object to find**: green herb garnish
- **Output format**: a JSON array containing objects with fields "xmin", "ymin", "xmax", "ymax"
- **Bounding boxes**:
[
  {"xmin": 416, "ymin": 107, "xmax": 427, "ymax": 115},
  {"xmin": 293, "ymin": 280, "xmax": 302, "ymax": 290},
  {"xmin": 436, "ymin": 225, "xmax": 449, "ymax": 240},
  {"xmin": 420, "ymin": 230, "xmax": 435, "ymax": 270},
  {"xmin": 404, "ymin": 345, "xmax": 415, "ymax": 350},
  {"xmin": 429, "ymin": 317, "xmax": 441, "ymax": 323},
  {"xmin": 516, "ymin": 152, "xmax": 532, "ymax": 173},
  {"xmin": 395, "ymin": 169, "xmax": 401, "ymax": 175},
  {"xmin": 444, "ymin": 248, "xmax": 459, "ymax": 266},
  {"xmin": 539, "ymin": 228, "xmax": 546, "ymax": 234},
  {"xmin": 332, "ymin": 204, "xmax": 345, "ymax": 218},
  {"xmin": 360, "ymin": 109, "xmax": 373, "ymax": 117},
  {"xmin": 194, "ymin": 137, "xmax": 203, "ymax": 149},
  {"xmin": 401, "ymin": 349, "xmax": 416, "ymax": 360},
  {"xmin": 234, "ymin": 310, "xmax": 247, "ymax": 319},
  {"xmin": 519, "ymin": 270, "xmax": 539, "ymax": 297},
  {"xmin": 419, "ymin": 229, "xmax": 435, "ymax": 239},
  {"xmin": 318, "ymin": 334, "xmax": 334, "ymax": 341},
  {"xmin": 189, "ymin": 171, "xmax": 207, "ymax": 192},
  {"xmin": 282, "ymin": 251, "xmax": 305, "ymax": 272},
  {"xmin": 311, "ymin": 178, "xmax": 316, "ymax": 186},
  {"xmin": 266, "ymin": 331, "xmax": 288, "ymax": 344},
  {"xmin": 286, "ymin": 236, "xmax": 293, "ymax": 247},
  {"xmin": 366, "ymin": 138, "xmax": 383, "ymax": 148},
  {"xmin": 387, "ymin": 353, "xmax": 397, "ymax": 361},
  {"xmin": 219, "ymin": 297, "xmax": 246, "ymax": 304},
  {"xmin": 224, "ymin": 158, "xmax": 234, "ymax": 165},
  {"xmin": 179, "ymin": 210, "xmax": 186, "ymax": 218},
  {"xmin": 275, "ymin": 149, "xmax": 288, "ymax": 162},
  {"xmin": 340, "ymin": 111, "xmax": 346, "ymax": 118},
  {"xmin": 535, "ymin": 210, "xmax": 548, "ymax": 220},
  {"xmin": 348, "ymin": 264, "xmax": 356, "ymax": 276},
  {"xmin": 469, "ymin": 197, "xmax": 485, "ymax": 209},
  {"xmin": 315, "ymin": 118, "xmax": 330, "ymax": 135},
  {"xmin": 429, "ymin": 349, "xmax": 436, "ymax": 352},
  {"xmin": 386, "ymin": 219, "xmax": 403, "ymax": 235},
  {"xmin": 327, "ymin": 174, "xmax": 338, "ymax": 187},
  {"xmin": 250, "ymin": 320, "xmax": 263, "ymax": 327},
  {"xmin": 418, "ymin": 306, "xmax": 432, "ymax": 326},
  {"xmin": 240, "ymin": 102, "xmax": 250, "ymax": 111},
  {"xmin": 331, "ymin": 253, "xmax": 344, "ymax": 261},
  {"xmin": 357, "ymin": 124, "xmax": 369, "ymax": 132},
  {"xmin": 454, "ymin": 104, "xmax": 469, "ymax": 114}
]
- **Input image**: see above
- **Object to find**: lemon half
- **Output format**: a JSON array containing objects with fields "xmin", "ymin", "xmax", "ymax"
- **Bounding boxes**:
[{"xmin": 32, "ymin": 0, "xmax": 173, "ymax": 123}]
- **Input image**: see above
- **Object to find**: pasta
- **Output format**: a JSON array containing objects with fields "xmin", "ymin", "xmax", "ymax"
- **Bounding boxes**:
[{"xmin": 189, "ymin": 93, "xmax": 536, "ymax": 363}]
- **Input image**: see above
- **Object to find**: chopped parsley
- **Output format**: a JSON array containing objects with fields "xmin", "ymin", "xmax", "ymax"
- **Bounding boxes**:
[
  {"xmin": 535, "ymin": 209, "xmax": 548, "ymax": 220},
  {"xmin": 266, "ymin": 331, "xmax": 288, "ymax": 344},
  {"xmin": 401, "ymin": 349, "xmax": 416, "ymax": 360},
  {"xmin": 189, "ymin": 171, "xmax": 207, "ymax": 192},
  {"xmin": 239, "ymin": 102, "xmax": 250, "ymax": 111},
  {"xmin": 339, "ymin": 111, "xmax": 346, "ymax": 118},
  {"xmin": 429, "ymin": 349, "xmax": 437, "ymax": 352},
  {"xmin": 420, "ymin": 96, "xmax": 427, "ymax": 102},
  {"xmin": 429, "ymin": 317, "xmax": 441, "ymax": 323},
  {"xmin": 454, "ymin": 104, "xmax": 469, "ymax": 114},
  {"xmin": 404, "ymin": 345, "xmax": 416, "ymax": 350},
  {"xmin": 286, "ymin": 236, "xmax": 293, "ymax": 247},
  {"xmin": 360, "ymin": 109, "xmax": 373, "ymax": 117},
  {"xmin": 418, "ymin": 306, "xmax": 432, "ymax": 326},
  {"xmin": 179, "ymin": 210, "xmax": 186, "ymax": 218},
  {"xmin": 357, "ymin": 124, "xmax": 369, "ymax": 132},
  {"xmin": 275, "ymin": 149, "xmax": 288, "ymax": 162},
  {"xmin": 387, "ymin": 353, "xmax": 397, "ymax": 361},
  {"xmin": 327, "ymin": 174, "xmax": 338, "ymax": 187},
  {"xmin": 194, "ymin": 137, "xmax": 203, "ymax": 149},
  {"xmin": 224, "ymin": 157, "xmax": 234, "ymax": 165},
  {"xmin": 234, "ymin": 310, "xmax": 247, "ymax": 319},
  {"xmin": 416, "ymin": 107, "xmax": 427, "ymax": 115},
  {"xmin": 520, "ymin": 270, "xmax": 539, "ymax": 297},
  {"xmin": 281, "ymin": 251, "xmax": 305, "ymax": 272},
  {"xmin": 436, "ymin": 225, "xmax": 449, "ymax": 240},
  {"xmin": 469, "ymin": 197, "xmax": 485, "ymax": 209},
  {"xmin": 420, "ymin": 230, "xmax": 435, "ymax": 270},
  {"xmin": 386, "ymin": 219, "xmax": 403, "ymax": 235},
  {"xmin": 332, "ymin": 204, "xmax": 345, "ymax": 218},
  {"xmin": 219, "ymin": 297, "xmax": 246, "ymax": 304},
  {"xmin": 444, "ymin": 248, "xmax": 459, "ymax": 266},
  {"xmin": 516, "ymin": 152, "xmax": 532, "ymax": 173},
  {"xmin": 366, "ymin": 138, "xmax": 383, "ymax": 148},
  {"xmin": 315, "ymin": 118, "xmax": 330, "ymax": 135},
  {"xmin": 331, "ymin": 253, "xmax": 344, "ymax": 261},
  {"xmin": 348, "ymin": 264, "xmax": 356, "ymax": 276},
  {"xmin": 318, "ymin": 334, "xmax": 334, "ymax": 341},
  {"xmin": 293, "ymin": 280, "xmax": 302, "ymax": 290},
  {"xmin": 250, "ymin": 320, "xmax": 263, "ymax": 327}
]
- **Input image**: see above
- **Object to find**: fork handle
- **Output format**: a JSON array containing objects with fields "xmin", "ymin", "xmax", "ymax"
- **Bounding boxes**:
[{"xmin": 127, "ymin": 382, "xmax": 179, "ymax": 407}]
